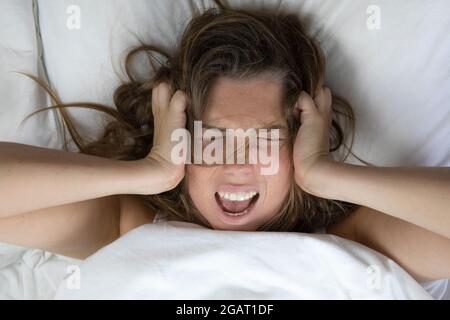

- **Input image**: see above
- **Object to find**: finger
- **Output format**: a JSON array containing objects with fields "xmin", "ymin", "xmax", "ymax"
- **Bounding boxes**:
[
  {"xmin": 313, "ymin": 87, "xmax": 332, "ymax": 129},
  {"xmin": 157, "ymin": 82, "xmax": 172, "ymax": 109},
  {"xmin": 324, "ymin": 88, "xmax": 333, "ymax": 127},
  {"xmin": 314, "ymin": 75, "xmax": 325, "ymax": 97},
  {"xmin": 295, "ymin": 91, "xmax": 320, "ymax": 122},
  {"xmin": 170, "ymin": 90, "xmax": 188, "ymax": 113},
  {"xmin": 321, "ymin": 88, "xmax": 333, "ymax": 127},
  {"xmin": 315, "ymin": 87, "xmax": 332, "ymax": 116},
  {"xmin": 151, "ymin": 83, "xmax": 159, "ymax": 115}
]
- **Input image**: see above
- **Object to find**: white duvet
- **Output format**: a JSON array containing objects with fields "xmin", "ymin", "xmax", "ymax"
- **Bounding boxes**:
[
  {"xmin": 0, "ymin": 0, "xmax": 449, "ymax": 300},
  {"xmin": 54, "ymin": 221, "xmax": 432, "ymax": 299}
]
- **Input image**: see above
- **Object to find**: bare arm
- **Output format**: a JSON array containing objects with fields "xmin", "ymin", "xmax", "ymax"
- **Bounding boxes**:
[
  {"xmin": 303, "ymin": 161, "xmax": 450, "ymax": 281},
  {"xmin": 303, "ymin": 161, "xmax": 450, "ymax": 239},
  {"xmin": 0, "ymin": 142, "xmax": 173, "ymax": 218},
  {"xmin": 0, "ymin": 142, "xmax": 171, "ymax": 259},
  {"xmin": 292, "ymin": 87, "xmax": 450, "ymax": 281},
  {"xmin": 328, "ymin": 206, "xmax": 450, "ymax": 282},
  {"xmin": 0, "ymin": 195, "xmax": 121, "ymax": 259},
  {"xmin": 0, "ymin": 83, "xmax": 188, "ymax": 258}
]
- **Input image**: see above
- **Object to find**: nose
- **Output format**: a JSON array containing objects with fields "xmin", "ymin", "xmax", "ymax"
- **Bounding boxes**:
[{"xmin": 222, "ymin": 164, "xmax": 256, "ymax": 179}]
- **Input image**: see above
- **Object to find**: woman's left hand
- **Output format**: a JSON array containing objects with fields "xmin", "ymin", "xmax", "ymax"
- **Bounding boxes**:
[{"xmin": 293, "ymin": 86, "xmax": 335, "ymax": 194}]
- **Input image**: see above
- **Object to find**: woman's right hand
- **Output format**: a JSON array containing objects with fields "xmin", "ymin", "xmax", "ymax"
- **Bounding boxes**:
[{"xmin": 132, "ymin": 81, "xmax": 188, "ymax": 195}]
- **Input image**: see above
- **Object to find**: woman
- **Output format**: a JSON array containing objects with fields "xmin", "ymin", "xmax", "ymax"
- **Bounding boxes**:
[{"xmin": 0, "ymin": 0, "xmax": 449, "ymax": 291}]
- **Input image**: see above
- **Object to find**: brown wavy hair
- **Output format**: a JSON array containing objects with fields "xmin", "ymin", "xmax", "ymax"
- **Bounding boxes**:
[{"xmin": 22, "ymin": 0, "xmax": 370, "ymax": 232}]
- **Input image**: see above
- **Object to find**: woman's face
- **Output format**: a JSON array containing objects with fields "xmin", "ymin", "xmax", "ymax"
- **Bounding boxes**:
[{"xmin": 186, "ymin": 77, "xmax": 292, "ymax": 231}]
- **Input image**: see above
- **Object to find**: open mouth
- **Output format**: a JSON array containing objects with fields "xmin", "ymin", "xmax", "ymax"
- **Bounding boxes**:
[{"xmin": 214, "ymin": 191, "xmax": 260, "ymax": 216}]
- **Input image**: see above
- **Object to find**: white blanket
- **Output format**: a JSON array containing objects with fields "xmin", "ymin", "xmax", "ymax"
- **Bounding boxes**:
[
  {"xmin": 54, "ymin": 221, "xmax": 432, "ymax": 299},
  {"xmin": 0, "ymin": 243, "xmax": 80, "ymax": 300}
]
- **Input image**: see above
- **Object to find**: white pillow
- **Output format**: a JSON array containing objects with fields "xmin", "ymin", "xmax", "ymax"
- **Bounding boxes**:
[
  {"xmin": 36, "ymin": 0, "xmax": 210, "ymax": 145},
  {"xmin": 0, "ymin": 0, "xmax": 59, "ymax": 147},
  {"xmin": 35, "ymin": 0, "xmax": 450, "ymax": 166}
]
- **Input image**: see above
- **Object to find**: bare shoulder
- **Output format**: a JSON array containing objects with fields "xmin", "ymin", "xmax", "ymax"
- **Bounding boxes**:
[
  {"xmin": 0, "ymin": 195, "xmax": 121, "ymax": 260},
  {"xmin": 118, "ymin": 195, "xmax": 156, "ymax": 236}
]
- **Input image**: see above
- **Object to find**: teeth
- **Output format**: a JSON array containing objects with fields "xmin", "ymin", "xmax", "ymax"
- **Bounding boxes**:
[{"xmin": 218, "ymin": 191, "xmax": 258, "ymax": 202}]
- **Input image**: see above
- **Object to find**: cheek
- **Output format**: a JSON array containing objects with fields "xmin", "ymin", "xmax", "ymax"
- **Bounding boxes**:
[
  {"xmin": 265, "ymin": 146, "xmax": 292, "ymax": 196},
  {"xmin": 186, "ymin": 165, "xmax": 203, "ymax": 195},
  {"xmin": 186, "ymin": 165, "xmax": 215, "ymax": 207},
  {"xmin": 249, "ymin": 148, "xmax": 292, "ymax": 224},
  {"xmin": 276, "ymin": 144, "xmax": 293, "ymax": 179}
]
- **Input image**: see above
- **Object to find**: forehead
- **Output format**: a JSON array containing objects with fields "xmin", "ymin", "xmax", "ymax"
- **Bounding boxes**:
[{"xmin": 203, "ymin": 77, "xmax": 286, "ymax": 129}]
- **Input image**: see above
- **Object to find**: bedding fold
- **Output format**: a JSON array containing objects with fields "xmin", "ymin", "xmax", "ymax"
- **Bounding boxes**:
[{"xmin": 54, "ymin": 222, "xmax": 432, "ymax": 299}]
